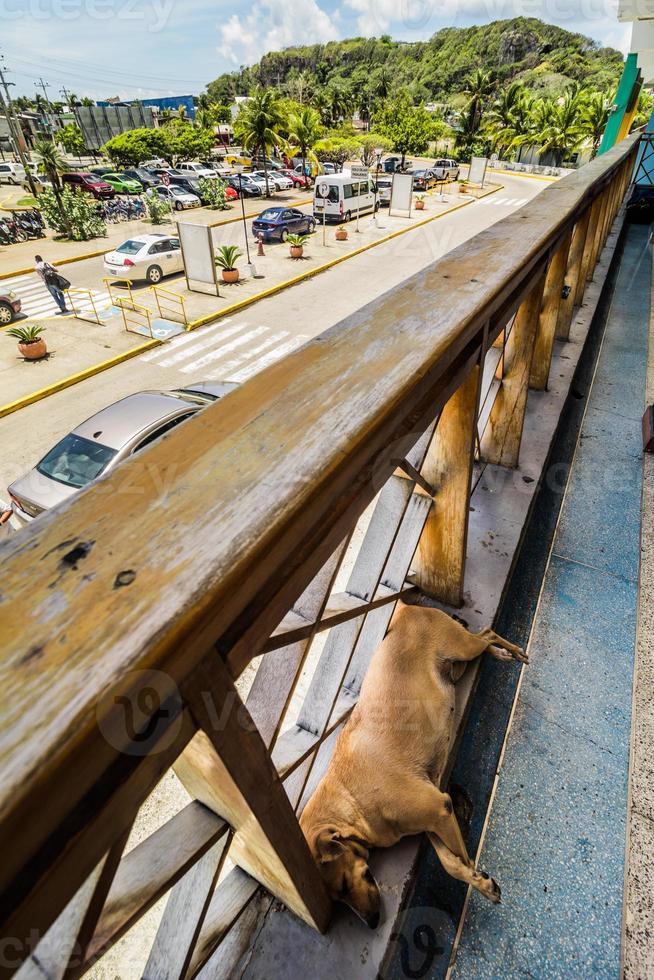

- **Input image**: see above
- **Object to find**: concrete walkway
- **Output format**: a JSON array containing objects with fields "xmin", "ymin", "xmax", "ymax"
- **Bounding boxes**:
[{"xmin": 450, "ymin": 225, "xmax": 650, "ymax": 978}]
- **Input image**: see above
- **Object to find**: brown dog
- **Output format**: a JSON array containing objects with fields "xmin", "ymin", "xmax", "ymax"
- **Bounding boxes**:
[{"xmin": 300, "ymin": 601, "xmax": 527, "ymax": 927}]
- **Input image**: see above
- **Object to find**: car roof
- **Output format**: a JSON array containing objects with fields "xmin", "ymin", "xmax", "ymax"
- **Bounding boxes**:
[
  {"xmin": 72, "ymin": 391, "xmax": 195, "ymax": 450},
  {"xmin": 114, "ymin": 233, "xmax": 167, "ymax": 247}
]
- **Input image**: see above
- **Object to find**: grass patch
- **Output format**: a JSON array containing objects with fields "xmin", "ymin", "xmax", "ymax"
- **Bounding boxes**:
[{"xmin": 16, "ymin": 196, "xmax": 38, "ymax": 207}]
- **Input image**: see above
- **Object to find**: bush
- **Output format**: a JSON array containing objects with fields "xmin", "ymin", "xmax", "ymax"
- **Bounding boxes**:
[
  {"xmin": 39, "ymin": 186, "xmax": 106, "ymax": 241},
  {"xmin": 145, "ymin": 193, "xmax": 173, "ymax": 225},
  {"xmin": 199, "ymin": 177, "xmax": 230, "ymax": 210}
]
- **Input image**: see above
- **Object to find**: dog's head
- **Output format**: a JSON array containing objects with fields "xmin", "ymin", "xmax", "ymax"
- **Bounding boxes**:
[{"xmin": 312, "ymin": 829, "xmax": 381, "ymax": 928}]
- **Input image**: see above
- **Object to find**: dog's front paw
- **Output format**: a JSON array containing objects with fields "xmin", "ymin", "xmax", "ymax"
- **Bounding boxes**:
[
  {"xmin": 489, "ymin": 643, "xmax": 528, "ymax": 665},
  {"xmin": 474, "ymin": 870, "xmax": 502, "ymax": 903}
]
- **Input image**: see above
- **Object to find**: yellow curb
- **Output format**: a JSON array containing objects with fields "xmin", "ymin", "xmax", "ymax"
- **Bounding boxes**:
[
  {"xmin": 0, "ymin": 195, "xmax": 314, "ymax": 282},
  {"xmin": 488, "ymin": 169, "xmax": 558, "ymax": 182},
  {"xmin": 0, "ymin": 338, "xmax": 156, "ymax": 420},
  {"xmin": 0, "ymin": 184, "xmax": 503, "ymax": 419}
]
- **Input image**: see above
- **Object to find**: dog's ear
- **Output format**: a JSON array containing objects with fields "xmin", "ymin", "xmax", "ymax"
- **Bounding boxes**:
[{"xmin": 315, "ymin": 829, "xmax": 346, "ymax": 863}]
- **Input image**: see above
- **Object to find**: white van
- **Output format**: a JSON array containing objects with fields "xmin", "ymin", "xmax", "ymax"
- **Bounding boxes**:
[
  {"xmin": 313, "ymin": 172, "xmax": 378, "ymax": 223},
  {"xmin": 0, "ymin": 162, "xmax": 26, "ymax": 185}
]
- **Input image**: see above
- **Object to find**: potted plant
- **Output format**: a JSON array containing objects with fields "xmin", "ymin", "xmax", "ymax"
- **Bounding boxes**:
[
  {"xmin": 335, "ymin": 224, "xmax": 348, "ymax": 241},
  {"xmin": 415, "ymin": 194, "xmax": 426, "ymax": 211},
  {"xmin": 7, "ymin": 323, "xmax": 47, "ymax": 360},
  {"xmin": 459, "ymin": 180, "xmax": 469, "ymax": 194},
  {"xmin": 215, "ymin": 244, "xmax": 243, "ymax": 283},
  {"xmin": 288, "ymin": 234, "xmax": 308, "ymax": 259}
]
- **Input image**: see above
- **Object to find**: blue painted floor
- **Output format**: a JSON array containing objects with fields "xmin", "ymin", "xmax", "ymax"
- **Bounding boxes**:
[{"xmin": 451, "ymin": 225, "xmax": 649, "ymax": 978}]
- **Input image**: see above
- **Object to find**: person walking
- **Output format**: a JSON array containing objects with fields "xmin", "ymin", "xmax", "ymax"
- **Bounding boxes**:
[
  {"xmin": 35, "ymin": 255, "xmax": 71, "ymax": 315},
  {"xmin": 0, "ymin": 499, "xmax": 15, "ymax": 539}
]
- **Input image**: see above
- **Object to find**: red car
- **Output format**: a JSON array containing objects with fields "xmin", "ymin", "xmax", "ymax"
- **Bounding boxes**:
[
  {"xmin": 279, "ymin": 169, "xmax": 309, "ymax": 189},
  {"xmin": 0, "ymin": 291, "xmax": 22, "ymax": 327},
  {"xmin": 62, "ymin": 172, "xmax": 115, "ymax": 200},
  {"xmin": 225, "ymin": 184, "xmax": 238, "ymax": 201}
]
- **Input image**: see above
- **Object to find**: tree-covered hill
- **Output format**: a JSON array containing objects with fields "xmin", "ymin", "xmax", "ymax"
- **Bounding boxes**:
[{"xmin": 206, "ymin": 17, "xmax": 624, "ymax": 105}]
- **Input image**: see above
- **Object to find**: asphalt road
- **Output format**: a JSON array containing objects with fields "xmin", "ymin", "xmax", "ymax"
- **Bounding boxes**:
[{"xmin": 0, "ymin": 172, "xmax": 547, "ymax": 508}]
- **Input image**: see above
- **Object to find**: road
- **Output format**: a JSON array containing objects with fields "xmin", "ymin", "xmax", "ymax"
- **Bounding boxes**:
[{"xmin": 0, "ymin": 172, "xmax": 547, "ymax": 502}]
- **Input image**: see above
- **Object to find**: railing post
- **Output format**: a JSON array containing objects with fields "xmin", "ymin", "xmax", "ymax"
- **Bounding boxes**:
[
  {"xmin": 412, "ymin": 364, "xmax": 482, "ymax": 606},
  {"xmin": 530, "ymin": 230, "xmax": 572, "ymax": 391},
  {"xmin": 575, "ymin": 195, "xmax": 602, "ymax": 302},
  {"xmin": 481, "ymin": 272, "xmax": 546, "ymax": 468},
  {"xmin": 174, "ymin": 657, "xmax": 331, "ymax": 936},
  {"xmin": 556, "ymin": 208, "xmax": 591, "ymax": 341},
  {"xmin": 588, "ymin": 188, "xmax": 611, "ymax": 277}
]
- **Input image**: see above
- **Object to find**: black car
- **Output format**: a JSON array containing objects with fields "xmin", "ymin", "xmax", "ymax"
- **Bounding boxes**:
[
  {"xmin": 225, "ymin": 174, "xmax": 262, "ymax": 198},
  {"xmin": 122, "ymin": 168, "xmax": 159, "ymax": 189},
  {"xmin": 252, "ymin": 206, "xmax": 315, "ymax": 242},
  {"xmin": 168, "ymin": 174, "xmax": 206, "ymax": 199},
  {"xmin": 412, "ymin": 169, "xmax": 438, "ymax": 191}
]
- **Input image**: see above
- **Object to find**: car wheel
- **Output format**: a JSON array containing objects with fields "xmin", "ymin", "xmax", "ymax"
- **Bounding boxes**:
[
  {"xmin": 307, "ymin": 219, "xmax": 315, "ymax": 233},
  {"xmin": 374, "ymin": 201, "xmax": 380, "ymax": 212},
  {"xmin": 280, "ymin": 228, "xmax": 289, "ymax": 242},
  {"xmin": 147, "ymin": 265, "xmax": 163, "ymax": 284},
  {"xmin": 345, "ymin": 211, "xmax": 351, "ymax": 222},
  {"xmin": 0, "ymin": 301, "xmax": 13, "ymax": 325},
  {"xmin": 455, "ymin": 171, "xmax": 460, "ymax": 180},
  {"xmin": 175, "ymin": 201, "xmax": 184, "ymax": 211}
]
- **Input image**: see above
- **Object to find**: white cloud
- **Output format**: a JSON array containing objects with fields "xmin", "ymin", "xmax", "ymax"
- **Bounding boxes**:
[{"xmin": 217, "ymin": 0, "xmax": 341, "ymax": 66}]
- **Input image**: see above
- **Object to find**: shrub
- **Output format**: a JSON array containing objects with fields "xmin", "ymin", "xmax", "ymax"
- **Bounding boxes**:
[
  {"xmin": 38, "ymin": 186, "xmax": 106, "ymax": 241},
  {"xmin": 7, "ymin": 323, "xmax": 45, "ymax": 344},
  {"xmin": 199, "ymin": 177, "xmax": 230, "ymax": 210},
  {"xmin": 145, "ymin": 193, "xmax": 173, "ymax": 225}
]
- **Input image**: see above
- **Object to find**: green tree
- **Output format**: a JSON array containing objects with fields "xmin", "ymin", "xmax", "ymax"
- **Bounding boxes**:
[
  {"xmin": 164, "ymin": 122, "xmax": 214, "ymax": 164},
  {"xmin": 238, "ymin": 88, "xmax": 286, "ymax": 195},
  {"xmin": 531, "ymin": 90, "xmax": 585, "ymax": 165},
  {"xmin": 377, "ymin": 98, "xmax": 433, "ymax": 169},
  {"xmin": 102, "ymin": 128, "xmax": 171, "ymax": 166},
  {"xmin": 581, "ymin": 91, "xmax": 612, "ymax": 156},
  {"xmin": 39, "ymin": 185, "xmax": 106, "ymax": 241},
  {"xmin": 286, "ymin": 106, "xmax": 323, "ymax": 182},
  {"xmin": 358, "ymin": 133, "xmax": 392, "ymax": 167},
  {"xmin": 57, "ymin": 123, "xmax": 87, "ymax": 160},
  {"xmin": 314, "ymin": 136, "xmax": 362, "ymax": 170},
  {"xmin": 34, "ymin": 138, "xmax": 73, "ymax": 238}
]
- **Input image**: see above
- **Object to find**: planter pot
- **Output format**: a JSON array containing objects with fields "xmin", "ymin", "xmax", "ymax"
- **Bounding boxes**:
[
  {"xmin": 415, "ymin": 201, "xmax": 425, "ymax": 211},
  {"xmin": 335, "ymin": 230, "xmax": 348, "ymax": 241},
  {"xmin": 290, "ymin": 246, "xmax": 304, "ymax": 259},
  {"xmin": 18, "ymin": 339, "xmax": 47, "ymax": 360},
  {"xmin": 460, "ymin": 185, "xmax": 468, "ymax": 194},
  {"xmin": 221, "ymin": 268, "xmax": 240, "ymax": 284}
]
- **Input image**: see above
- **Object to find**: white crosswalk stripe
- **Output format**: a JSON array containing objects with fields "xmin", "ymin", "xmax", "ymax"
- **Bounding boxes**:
[
  {"xmin": 137, "ymin": 315, "xmax": 309, "ymax": 383},
  {"xmin": 481, "ymin": 196, "xmax": 529, "ymax": 207},
  {"xmin": 0, "ymin": 272, "xmax": 111, "ymax": 319}
]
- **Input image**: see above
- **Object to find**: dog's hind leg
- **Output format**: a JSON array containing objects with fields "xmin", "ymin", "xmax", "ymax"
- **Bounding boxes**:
[
  {"xmin": 446, "ymin": 620, "xmax": 527, "ymax": 665},
  {"xmin": 427, "ymin": 833, "xmax": 501, "ymax": 904}
]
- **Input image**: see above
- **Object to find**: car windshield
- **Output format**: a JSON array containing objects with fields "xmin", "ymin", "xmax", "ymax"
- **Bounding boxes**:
[
  {"xmin": 169, "ymin": 186, "xmax": 185, "ymax": 195},
  {"xmin": 36, "ymin": 433, "xmax": 117, "ymax": 489},
  {"xmin": 258, "ymin": 209, "xmax": 280, "ymax": 221},
  {"xmin": 116, "ymin": 240, "xmax": 145, "ymax": 255}
]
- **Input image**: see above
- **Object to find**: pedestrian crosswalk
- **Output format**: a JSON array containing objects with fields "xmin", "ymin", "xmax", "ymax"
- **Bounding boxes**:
[
  {"xmin": 479, "ymin": 196, "xmax": 529, "ymax": 208},
  {"xmin": 0, "ymin": 273, "xmax": 112, "ymax": 319},
  {"xmin": 140, "ymin": 316, "xmax": 310, "ymax": 384}
]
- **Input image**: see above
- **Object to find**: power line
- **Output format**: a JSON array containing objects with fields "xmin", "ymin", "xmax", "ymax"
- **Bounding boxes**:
[
  {"xmin": 7, "ymin": 52, "xmax": 209, "ymax": 88},
  {"xmin": 0, "ymin": 55, "xmax": 38, "ymax": 196}
]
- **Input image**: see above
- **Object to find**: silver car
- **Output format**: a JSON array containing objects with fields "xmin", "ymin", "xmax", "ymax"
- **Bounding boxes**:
[
  {"xmin": 8, "ymin": 383, "xmax": 238, "ymax": 524},
  {"xmin": 154, "ymin": 183, "xmax": 200, "ymax": 210},
  {"xmin": 252, "ymin": 170, "xmax": 293, "ymax": 191}
]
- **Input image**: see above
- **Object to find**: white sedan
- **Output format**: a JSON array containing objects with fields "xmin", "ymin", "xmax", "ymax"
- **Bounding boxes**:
[
  {"xmin": 103, "ymin": 234, "xmax": 184, "ymax": 284},
  {"xmin": 252, "ymin": 170, "xmax": 293, "ymax": 191},
  {"xmin": 154, "ymin": 183, "xmax": 200, "ymax": 210}
]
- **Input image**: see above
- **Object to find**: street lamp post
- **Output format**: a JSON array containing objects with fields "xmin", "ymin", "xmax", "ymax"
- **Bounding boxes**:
[{"xmin": 234, "ymin": 164, "xmax": 257, "ymax": 278}]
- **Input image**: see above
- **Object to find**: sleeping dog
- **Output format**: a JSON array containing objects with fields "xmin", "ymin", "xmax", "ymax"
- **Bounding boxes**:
[{"xmin": 300, "ymin": 600, "xmax": 527, "ymax": 927}]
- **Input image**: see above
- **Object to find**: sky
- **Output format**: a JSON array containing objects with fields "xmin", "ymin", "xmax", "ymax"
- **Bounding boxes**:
[{"xmin": 1, "ymin": 0, "xmax": 633, "ymax": 103}]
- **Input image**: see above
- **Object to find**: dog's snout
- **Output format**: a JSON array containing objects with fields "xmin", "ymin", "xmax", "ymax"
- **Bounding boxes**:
[{"xmin": 366, "ymin": 910, "xmax": 380, "ymax": 929}]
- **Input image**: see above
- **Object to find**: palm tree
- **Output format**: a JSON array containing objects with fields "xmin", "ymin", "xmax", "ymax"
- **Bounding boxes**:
[
  {"xmin": 530, "ymin": 92, "xmax": 585, "ymax": 166},
  {"xmin": 582, "ymin": 91, "xmax": 612, "ymax": 156},
  {"xmin": 34, "ymin": 138, "xmax": 73, "ymax": 237},
  {"xmin": 286, "ymin": 107, "xmax": 322, "ymax": 183},
  {"xmin": 463, "ymin": 69, "xmax": 496, "ymax": 134},
  {"xmin": 195, "ymin": 107, "xmax": 214, "ymax": 131},
  {"xmin": 375, "ymin": 66, "xmax": 391, "ymax": 102},
  {"xmin": 485, "ymin": 82, "xmax": 526, "ymax": 156},
  {"xmin": 177, "ymin": 104, "xmax": 188, "ymax": 122},
  {"xmin": 326, "ymin": 82, "xmax": 352, "ymax": 127},
  {"xmin": 239, "ymin": 88, "xmax": 286, "ymax": 196}
]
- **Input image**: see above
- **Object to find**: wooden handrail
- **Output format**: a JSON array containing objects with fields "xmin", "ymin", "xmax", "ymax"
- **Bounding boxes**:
[{"xmin": 0, "ymin": 133, "xmax": 639, "ymax": 974}]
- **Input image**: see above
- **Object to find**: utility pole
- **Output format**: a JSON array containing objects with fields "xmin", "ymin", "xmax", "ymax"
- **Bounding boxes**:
[
  {"xmin": 37, "ymin": 76, "xmax": 54, "ymax": 136},
  {"xmin": 0, "ymin": 56, "xmax": 38, "ymax": 196}
]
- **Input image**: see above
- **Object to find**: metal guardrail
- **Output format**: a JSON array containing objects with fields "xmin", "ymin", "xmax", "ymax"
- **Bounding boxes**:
[
  {"xmin": 0, "ymin": 134, "xmax": 640, "ymax": 980},
  {"xmin": 64, "ymin": 288, "xmax": 102, "ymax": 325},
  {"xmin": 149, "ymin": 284, "xmax": 189, "ymax": 326}
]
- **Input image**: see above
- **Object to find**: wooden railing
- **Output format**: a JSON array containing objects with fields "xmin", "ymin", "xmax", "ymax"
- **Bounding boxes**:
[{"xmin": 0, "ymin": 134, "xmax": 639, "ymax": 980}]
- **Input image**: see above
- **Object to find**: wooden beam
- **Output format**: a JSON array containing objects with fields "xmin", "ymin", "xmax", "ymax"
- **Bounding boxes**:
[
  {"xmin": 556, "ymin": 208, "xmax": 591, "ymax": 340},
  {"xmin": 575, "ymin": 195, "xmax": 602, "ymax": 303},
  {"xmin": 530, "ymin": 230, "xmax": 572, "ymax": 391},
  {"xmin": 412, "ymin": 366, "xmax": 482, "ymax": 605},
  {"xmin": 480, "ymin": 272, "xmax": 547, "ymax": 468},
  {"xmin": 175, "ymin": 657, "xmax": 331, "ymax": 935}
]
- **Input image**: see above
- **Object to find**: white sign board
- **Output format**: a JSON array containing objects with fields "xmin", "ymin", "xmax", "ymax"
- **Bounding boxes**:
[
  {"xmin": 177, "ymin": 221, "xmax": 219, "ymax": 296},
  {"xmin": 316, "ymin": 181, "xmax": 330, "ymax": 198},
  {"xmin": 350, "ymin": 165, "xmax": 369, "ymax": 180},
  {"xmin": 389, "ymin": 172, "xmax": 413, "ymax": 215},
  {"xmin": 468, "ymin": 156, "xmax": 488, "ymax": 186}
]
